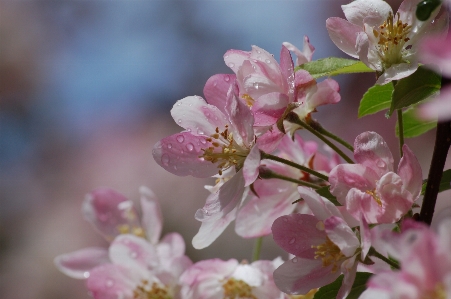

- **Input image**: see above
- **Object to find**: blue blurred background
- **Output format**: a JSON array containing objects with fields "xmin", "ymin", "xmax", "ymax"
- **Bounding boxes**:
[{"xmin": 3, "ymin": 0, "xmax": 441, "ymax": 298}]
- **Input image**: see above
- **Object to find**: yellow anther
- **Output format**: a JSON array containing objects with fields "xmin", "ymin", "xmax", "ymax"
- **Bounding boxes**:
[
  {"xmin": 312, "ymin": 236, "xmax": 345, "ymax": 273},
  {"xmin": 365, "ymin": 189, "xmax": 382, "ymax": 207},
  {"xmin": 133, "ymin": 280, "xmax": 171, "ymax": 299},
  {"xmin": 222, "ymin": 278, "xmax": 256, "ymax": 299}
]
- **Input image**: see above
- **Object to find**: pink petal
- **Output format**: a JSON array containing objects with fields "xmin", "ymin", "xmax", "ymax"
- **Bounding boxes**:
[
  {"xmin": 337, "ymin": 256, "xmax": 358, "ymax": 299},
  {"xmin": 279, "ymin": 44, "xmax": 294, "ymax": 95},
  {"xmin": 249, "ymin": 45, "xmax": 284, "ymax": 88},
  {"xmin": 225, "ymin": 82, "xmax": 255, "ymax": 146},
  {"xmin": 235, "ymin": 179, "xmax": 298, "ymax": 238},
  {"xmin": 109, "ymin": 234, "xmax": 158, "ymax": 272},
  {"xmin": 252, "ymin": 92, "xmax": 289, "ymax": 126},
  {"xmin": 307, "ymin": 78, "xmax": 341, "ymax": 108},
  {"xmin": 157, "ymin": 232, "xmax": 186, "ymax": 260},
  {"xmin": 345, "ymin": 188, "xmax": 377, "ymax": 223},
  {"xmin": 326, "ymin": 17, "xmax": 362, "ymax": 58},
  {"xmin": 224, "ymin": 49, "xmax": 251, "ymax": 73},
  {"xmin": 376, "ymin": 172, "xmax": 415, "ymax": 223},
  {"xmin": 297, "ymin": 186, "xmax": 342, "ymax": 221},
  {"xmin": 419, "ymin": 32, "xmax": 451, "ymax": 77},
  {"xmin": 171, "ymin": 96, "xmax": 229, "ymax": 136},
  {"xmin": 272, "ymin": 214, "xmax": 326, "ymax": 258},
  {"xmin": 419, "ymin": 86, "xmax": 451, "ymax": 121},
  {"xmin": 82, "ymin": 188, "xmax": 141, "ymax": 241},
  {"xmin": 243, "ymin": 145, "xmax": 261, "ymax": 187},
  {"xmin": 329, "ymin": 164, "xmax": 379, "ymax": 204},
  {"xmin": 324, "ymin": 216, "xmax": 360, "ymax": 257},
  {"xmin": 283, "ymin": 36, "xmax": 315, "ymax": 66},
  {"xmin": 255, "ymin": 125, "xmax": 284, "ymax": 153},
  {"xmin": 152, "ymin": 132, "xmax": 219, "ymax": 178},
  {"xmin": 139, "ymin": 186, "xmax": 162, "ymax": 244},
  {"xmin": 354, "ymin": 131, "xmax": 394, "ymax": 176},
  {"xmin": 360, "ymin": 217, "xmax": 371, "ymax": 259},
  {"xmin": 397, "ymin": 144, "xmax": 423, "ymax": 199},
  {"xmin": 54, "ymin": 247, "xmax": 109, "ymax": 279},
  {"xmin": 273, "ymin": 257, "xmax": 341, "ymax": 295},
  {"xmin": 87, "ymin": 264, "xmax": 138, "ymax": 299},
  {"xmin": 342, "ymin": 0, "xmax": 392, "ymax": 27},
  {"xmin": 203, "ymin": 74, "xmax": 236, "ymax": 114}
]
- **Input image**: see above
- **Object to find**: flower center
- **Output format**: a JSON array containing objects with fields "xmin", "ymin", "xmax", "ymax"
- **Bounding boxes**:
[
  {"xmin": 372, "ymin": 11, "xmax": 412, "ymax": 69},
  {"xmin": 312, "ymin": 236, "xmax": 345, "ymax": 272},
  {"xmin": 133, "ymin": 280, "xmax": 172, "ymax": 299},
  {"xmin": 117, "ymin": 224, "xmax": 146, "ymax": 238},
  {"xmin": 365, "ymin": 189, "xmax": 382, "ymax": 207},
  {"xmin": 241, "ymin": 94, "xmax": 255, "ymax": 107},
  {"xmin": 200, "ymin": 125, "xmax": 250, "ymax": 175},
  {"xmin": 421, "ymin": 283, "xmax": 446, "ymax": 299},
  {"xmin": 222, "ymin": 278, "xmax": 256, "ymax": 299}
]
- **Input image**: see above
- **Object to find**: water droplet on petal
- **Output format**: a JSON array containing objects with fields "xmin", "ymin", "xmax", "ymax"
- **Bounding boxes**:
[
  {"xmin": 167, "ymin": 143, "xmax": 172, "ymax": 149},
  {"xmin": 200, "ymin": 139, "xmax": 207, "ymax": 145},
  {"xmin": 292, "ymin": 257, "xmax": 298, "ymax": 263},
  {"xmin": 130, "ymin": 251, "xmax": 138, "ymax": 259},
  {"xmin": 83, "ymin": 272, "xmax": 90, "ymax": 278},
  {"xmin": 176, "ymin": 135, "xmax": 185, "ymax": 143},
  {"xmin": 224, "ymin": 75, "xmax": 230, "ymax": 82},
  {"xmin": 228, "ymin": 62, "xmax": 235, "ymax": 68},
  {"xmin": 161, "ymin": 154, "xmax": 170, "ymax": 166},
  {"xmin": 289, "ymin": 238, "xmax": 296, "ymax": 244},
  {"xmin": 186, "ymin": 143, "xmax": 194, "ymax": 151},
  {"xmin": 197, "ymin": 129, "xmax": 204, "ymax": 135},
  {"xmin": 265, "ymin": 59, "xmax": 271, "ymax": 64},
  {"xmin": 377, "ymin": 160, "xmax": 386, "ymax": 168},
  {"xmin": 253, "ymin": 82, "xmax": 260, "ymax": 90},
  {"xmin": 177, "ymin": 119, "xmax": 182, "ymax": 124}
]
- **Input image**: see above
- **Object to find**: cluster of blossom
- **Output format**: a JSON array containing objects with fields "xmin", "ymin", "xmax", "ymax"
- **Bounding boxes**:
[{"xmin": 56, "ymin": 0, "xmax": 451, "ymax": 298}]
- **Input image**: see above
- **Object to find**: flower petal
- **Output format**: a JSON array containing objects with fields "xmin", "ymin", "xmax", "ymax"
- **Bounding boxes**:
[
  {"xmin": 342, "ymin": 0, "xmax": 392, "ymax": 27},
  {"xmin": 273, "ymin": 257, "xmax": 340, "ymax": 295},
  {"xmin": 375, "ymin": 62, "xmax": 418, "ymax": 85},
  {"xmin": 225, "ymin": 82, "xmax": 254, "ymax": 146},
  {"xmin": 252, "ymin": 92, "xmax": 289, "ymax": 126},
  {"xmin": 326, "ymin": 17, "xmax": 362, "ymax": 58},
  {"xmin": 272, "ymin": 214, "xmax": 326, "ymax": 258},
  {"xmin": 243, "ymin": 145, "xmax": 261, "ymax": 187},
  {"xmin": 324, "ymin": 216, "xmax": 360, "ymax": 257},
  {"xmin": 139, "ymin": 186, "xmax": 162, "ymax": 244},
  {"xmin": 397, "ymin": 144, "xmax": 422, "ymax": 199},
  {"xmin": 354, "ymin": 131, "xmax": 394, "ymax": 176},
  {"xmin": 82, "ymin": 188, "xmax": 141, "ymax": 241},
  {"xmin": 87, "ymin": 264, "xmax": 138, "ymax": 299},
  {"xmin": 54, "ymin": 247, "xmax": 109, "ymax": 279},
  {"xmin": 298, "ymin": 186, "xmax": 343, "ymax": 221},
  {"xmin": 203, "ymin": 74, "xmax": 236, "ymax": 114},
  {"xmin": 152, "ymin": 132, "xmax": 219, "ymax": 178}
]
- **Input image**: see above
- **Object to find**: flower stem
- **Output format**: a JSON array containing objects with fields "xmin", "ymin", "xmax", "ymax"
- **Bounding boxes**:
[
  {"xmin": 260, "ymin": 152, "xmax": 329, "ymax": 181},
  {"xmin": 397, "ymin": 109, "xmax": 404, "ymax": 157},
  {"xmin": 286, "ymin": 113, "xmax": 355, "ymax": 164},
  {"xmin": 308, "ymin": 120, "xmax": 354, "ymax": 152},
  {"xmin": 258, "ymin": 166, "xmax": 322, "ymax": 189},
  {"xmin": 368, "ymin": 247, "xmax": 400, "ymax": 270},
  {"xmin": 252, "ymin": 237, "xmax": 263, "ymax": 262},
  {"xmin": 419, "ymin": 120, "xmax": 451, "ymax": 225}
]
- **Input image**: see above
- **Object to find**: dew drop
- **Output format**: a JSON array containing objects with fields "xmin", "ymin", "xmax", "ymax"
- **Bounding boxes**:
[
  {"xmin": 130, "ymin": 251, "xmax": 138, "ymax": 259},
  {"xmin": 200, "ymin": 139, "xmax": 207, "ymax": 145},
  {"xmin": 186, "ymin": 143, "xmax": 194, "ymax": 151},
  {"xmin": 106, "ymin": 279, "xmax": 114, "ymax": 287},
  {"xmin": 292, "ymin": 257, "xmax": 298, "ymax": 263},
  {"xmin": 256, "ymin": 50, "xmax": 261, "ymax": 54},
  {"xmin": 224, "ymin": 75, "xmax": 230, "ymax": 82},
  {"xmin": 265, "ymin": 59, "xmax": 271, "ymax": 64},
  {"xmin": 173, "ymin": 165, "xmax": 178, "ymax": 170},
  {"xmin": 167, "ymin": 143, "xmax": 172, "ymax": 149},
  {"xmin": 176, "ymin": 135, "xmax": 185, "ymax": 143},
  {"xmin": 253, "ymin": 82, "xmax": 260, "ymax": 90},
  {"xmin": 228, "ymin": 62, "xmax": 235, "ymax": 68},
  {"xmin": 83, "ymin": 272, "xmax": 90, "ymax": 278},
  {"xmin": 289, "ymin": 238, "xmax": 296, "ymax": 244},
  {"xmin": 177, "ymin": 119, "xmax": 182, "ymax": 124},
  {"xmin": 197, "ymin": 129, "xmax": 204, "ymax": 135},
  {"xmin": 376, "ymin": 160, "xmax": 386, "ymax": 168},
  {"xmin": 177, "ymin": 102, "xmax": 181, "ymax": 106},
  {"xmin": 161, "ymin": 154, "xmax": 170, "ymax": 166}
]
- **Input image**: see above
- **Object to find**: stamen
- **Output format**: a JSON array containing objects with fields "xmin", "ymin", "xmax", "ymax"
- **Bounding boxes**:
[
  {"xmin": 222, "ymin": 278, "xmax": 256, "ymax": 299},
  {"xmin": 133, "ymin": 280, "xmax": 171, "ymax": 299},
  {"xmin": 365, "ymin": 189, "xmax": 382, "ymax": 207},
  {"xmin": 421, "ymin": 283, "xmax": 446, "ymax": 299},
  {"xmin": 241, "ymin": 94, "xmax": 255, "ymax": 107},
  {"xmin": 312, "ymin": 236, "xmax": 345, "ymax": 272}
]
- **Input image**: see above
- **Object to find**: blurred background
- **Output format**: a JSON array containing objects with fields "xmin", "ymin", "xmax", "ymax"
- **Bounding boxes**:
[{"xmin": 0, "ymin": 0, "xmax": 446, "ymax": 298}]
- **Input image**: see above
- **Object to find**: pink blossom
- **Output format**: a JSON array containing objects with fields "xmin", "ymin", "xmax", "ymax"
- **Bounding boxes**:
[
  {"xmin": 224, "ymin": 42, "xmax": 340, "ymax": 133},
  {"xmin": 234, "ymin": 134, "xmax": 340, "ymax": 239},
  {"xmin": 329, "ymin": 131, "xmax": 422, "ymax": 224},
  {"xmin": 361, "ymin": 219, "xmax": 451, "ymax": 299},
  {"xmin": 271, "ymin": 199, "xmax": 364, "ymax": 299},
  {"xmin": 54, "ymin": 187, "xmax": 192, "ymax": 298},
  {"xmin": 179, "ymin": 258, "xmax": 285, "ymax": 299},
  {"xmin": 326, "ymin": 0, "xmax": 448, "ymax": 84}
]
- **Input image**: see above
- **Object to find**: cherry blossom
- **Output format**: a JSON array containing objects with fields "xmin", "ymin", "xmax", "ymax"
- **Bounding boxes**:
[
  {"xmin": 54, "ymin": 187, "xmax": 192, "ymax": 299},
  {"xmin": 326, "ymin": 0, "xmax": 448, "ymax": 84},
  {"xmin": 360, "ymin": 219, "xmax": 451, "ymax": 299},
  {"xmin": 179, "ymin": 258, "xmax": 285, "ymax": 299},
  {"xmin": 223, "ymin": 43, "xmax": 340, "ymax": 134},
  {"xmin": 272, "ymin": 187, "xmax": 368, "ymax": 299},
  {"xmin": 329, "ymin": 131, "xmax": 422, "ymax": 224}
]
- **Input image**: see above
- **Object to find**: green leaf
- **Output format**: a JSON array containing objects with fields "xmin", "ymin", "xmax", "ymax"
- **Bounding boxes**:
[
  {"xmin": 313, "ymin": 272, "xmax": 372, "ymax": 299},
  {"xmin": 296, "ymin": 57, "xmax": 374, "ymax": 79},
  {"xmin": 315, "ymin": 186, "xmax": 341, "ymax": 206},
  {"xmin": 358, "ymin": 83, "xmax": 394, "ymax": 118},
  {"xmin": 389, "ymin": 66, "xmax": 441, "ymax": 115},
  {"xmin": 395, "ymin": 107, "xmax": 437, "ymax": 138},
  {"xmin": 421, "ymin": 169, "xmax": 451, "ymax": 195}
]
